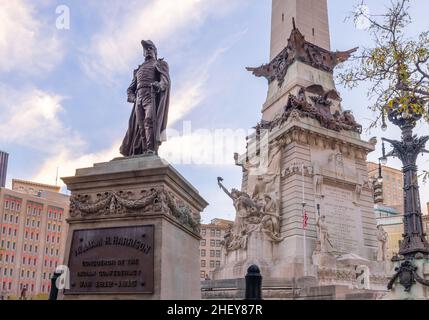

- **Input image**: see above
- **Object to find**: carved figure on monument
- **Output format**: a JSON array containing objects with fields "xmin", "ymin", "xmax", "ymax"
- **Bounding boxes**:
[
  {"xmin": 376, "ymin": 225, "xmax": 389, "ymax": 262},
  {"xmin": 354, "ymin": 183, "xmax": 363, "ymax": 203},
  {"xmin": 238, "ymin": 142, "xmax": 283, "ymax": 201},
  {"xmin": 260, "ymin": 194, "xmax": 284, "ymax": 242},
  {"xmin": 220, "ymin": 225, "xmax": 233, "ymax": 256},
  {"xmin": 340, "ymin": 111, "xmax": 363, "ymax": 134},
  {"xmin": 120, "ymin": 40, "xmax": 171, "ymax": 156},
  {"xmin": 312, "ymin": 161, "xmax": 324, "ymax": 196},
  {"xmin": 316, "ymin": 215, "xmax": 335, "ymax": 254},
  {"xmin": 217, "ymin": 177, "xmax": 260, "ymax": 237}
]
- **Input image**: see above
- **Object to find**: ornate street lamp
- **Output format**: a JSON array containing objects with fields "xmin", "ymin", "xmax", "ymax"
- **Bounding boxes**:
[{"xmin": 381, "ymin": 102, "xmax": 429, "ymax": 292}]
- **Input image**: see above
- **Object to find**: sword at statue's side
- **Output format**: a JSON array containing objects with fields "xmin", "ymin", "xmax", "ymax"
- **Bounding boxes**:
[{"xmin": 151, "ymin": 85, "xmax": 159, "ymax": 153}]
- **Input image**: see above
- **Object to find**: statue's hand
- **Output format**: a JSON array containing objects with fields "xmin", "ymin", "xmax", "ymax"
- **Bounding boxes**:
[
  {"xmin": 151, "ymin": 81, "xmax": 162, "ymax": 92},
  {"xmin": 127, "ymin": 94, "xmax": 136, "ymax": 103}
]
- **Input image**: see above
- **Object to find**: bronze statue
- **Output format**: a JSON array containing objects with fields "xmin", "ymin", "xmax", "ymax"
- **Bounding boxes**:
[{"xmin": 120, "ymin": 40, "xmax": 171, "ymax": 156}]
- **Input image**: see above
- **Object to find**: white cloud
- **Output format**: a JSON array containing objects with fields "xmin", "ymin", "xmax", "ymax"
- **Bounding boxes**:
[
  {"xmin": 0, "ymin": 86, "xmax": 83, "ymax": 151},
  {"xmin": 32, "ymin": 143, "xmax": 121, "ymax": 185},
  {"xmin": 0, "ymin": 0, "xmax": 62, "ymax": 73},
  {"xmin": 81, "ymin": 0, "xmax": 243, "ymax": 83}
]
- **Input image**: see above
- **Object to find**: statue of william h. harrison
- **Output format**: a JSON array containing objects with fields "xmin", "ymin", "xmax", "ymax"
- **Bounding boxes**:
[{"xmin": 120, "ymin": 40, "xmax": 171, "ymax": 156}]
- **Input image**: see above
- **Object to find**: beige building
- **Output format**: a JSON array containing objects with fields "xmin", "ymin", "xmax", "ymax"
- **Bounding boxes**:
[
  {"xmin": 368, "ymin": 162, "xmax": 404, "ymax": 214},
  {"xmin": 423, "ymin": 215, "xmax": 429, "ymax": 234},
  {"xmin": 200, "ymin": 218, "xmax": 233, "ymax": 280},
  {"xmin": 374, "ymin": 204, "xmax": 403, "ymax": 259},
  {"xmin": 0, "ymin": 179, "xmax": 69, "ymax": 299}
]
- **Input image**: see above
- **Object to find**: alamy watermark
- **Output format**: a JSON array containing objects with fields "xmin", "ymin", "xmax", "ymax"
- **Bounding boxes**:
[{"xmin": 56, "ymin": 5, "xmax": 70, "ymax": 30}]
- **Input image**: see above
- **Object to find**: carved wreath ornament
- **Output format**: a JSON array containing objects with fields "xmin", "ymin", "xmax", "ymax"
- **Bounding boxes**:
[{"xmin": 70, "ymin": 188, "xmax": 200, "ymax": 232}]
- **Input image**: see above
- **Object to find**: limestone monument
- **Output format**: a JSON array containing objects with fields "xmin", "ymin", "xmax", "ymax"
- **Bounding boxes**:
[
  {"xmin": 206, "ymin": 0, "xmax": 391, "ymax": 300},
  {"xmin": 60, "ymin": 40, "xmax": 208, "ymax": 300}
]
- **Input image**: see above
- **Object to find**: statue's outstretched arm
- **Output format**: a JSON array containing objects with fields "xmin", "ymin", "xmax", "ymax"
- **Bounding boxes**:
[{"xmin": 217, "ymin": 177, "xmax": 233, "ymax": 200}]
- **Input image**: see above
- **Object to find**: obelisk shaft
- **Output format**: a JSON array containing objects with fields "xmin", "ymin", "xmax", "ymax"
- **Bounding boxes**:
[{"xmin": 270, "ymin": 0, "xmax": 331, "ymax": 60}]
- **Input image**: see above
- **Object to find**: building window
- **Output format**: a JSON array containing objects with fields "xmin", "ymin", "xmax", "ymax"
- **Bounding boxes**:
[
  {"xmin": 210, "ymin": 250, "xmax": 215, "ymax": 258},
  {"xmin": 200, "ymin": 271, "xmax": 206, "ymax": 278},
  {"xmin": 215, "ymin": 229, "xmax": 221, "ymax": 237},
  {"xmin": 215, "ymin": 261, "xmax": 221, "ymax": 267},
  {"xmin": 216, "ymin": 240, "xmax": 221, "ymax": 247},
  {"xmin": 216, "ymin": 250, "xmax": 221, "ymax": 258},
  {"xmin": 210, "ymin": 240, "xmax": 215, "ymax": 247},
  {"xmin": 200, "ymin": 239, "xmax": 206, "ymax": 246},
  {"xmin": 210, "ymin": 261, "xmax": 215, "ymax": 268},
  {"xmin": 201, "ymin": 229, "xmax": 206, "ymax": 236},
  {"xmin": 210, "ymin": 229, "xmax": 215, "ymax": 237},
  {"xmin": 201, "ymin": 249, "xmax": 206, "ymax": 257},
  {"xmin": 201, "ymin": 260, "xmax": 206, "ymax": 267}
]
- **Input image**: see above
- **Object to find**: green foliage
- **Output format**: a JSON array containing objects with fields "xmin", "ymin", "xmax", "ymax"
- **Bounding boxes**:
[{"xmin": 339, "ymin": 0, "xmax": 429, "ymax": 129}]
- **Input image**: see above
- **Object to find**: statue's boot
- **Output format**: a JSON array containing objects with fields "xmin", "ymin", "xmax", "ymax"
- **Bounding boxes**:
[{"xmin": 144, "ymin": 119, "xmax": 155, "ymax": 154}]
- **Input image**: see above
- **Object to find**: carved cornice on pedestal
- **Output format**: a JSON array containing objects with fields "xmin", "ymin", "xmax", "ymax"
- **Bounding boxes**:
[{"xmin": 69, "ymin": 187, "xmax": 201, "ymax": 233}]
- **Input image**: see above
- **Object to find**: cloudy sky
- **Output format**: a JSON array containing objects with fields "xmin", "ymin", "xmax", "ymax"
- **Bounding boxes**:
[{"xmin": 1, "ymin": 0, "xmax": 428, "ymax": 222}]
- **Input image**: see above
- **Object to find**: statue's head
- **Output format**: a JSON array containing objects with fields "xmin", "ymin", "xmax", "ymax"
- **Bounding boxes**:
[{"xmin": 141, "ymin": 40, "xmax": 157, "ymax": 60}]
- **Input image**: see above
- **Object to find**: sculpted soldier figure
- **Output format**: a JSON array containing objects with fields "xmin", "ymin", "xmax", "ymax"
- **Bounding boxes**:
[{"xmin": 120, "ymin": 40, "xmax": 171, "ymax": 156}]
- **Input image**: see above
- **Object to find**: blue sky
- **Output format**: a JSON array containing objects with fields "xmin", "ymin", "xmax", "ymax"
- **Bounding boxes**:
[{"xmin": 0, "ymin": 0, "xmax": 428, "ymax": 222}]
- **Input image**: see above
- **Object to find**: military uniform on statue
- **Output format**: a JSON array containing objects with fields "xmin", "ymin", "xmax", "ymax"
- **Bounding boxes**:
[{"xmin": 120, "ymin": 40, "xmax": 171, "ymax": 156}]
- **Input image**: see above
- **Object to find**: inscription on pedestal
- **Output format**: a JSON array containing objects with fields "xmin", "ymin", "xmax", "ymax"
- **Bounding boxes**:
[
  {"xmin": 65, "ymin": 225, "xmax": 154, "ymax": 295},
  {"xmin": 323, "ymin": 186, "xmax": 362, "ymax": 254}
]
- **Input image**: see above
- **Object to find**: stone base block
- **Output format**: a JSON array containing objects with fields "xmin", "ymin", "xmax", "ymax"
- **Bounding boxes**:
[{"xmin": 60, "ymin": 155, "xmax": 208, "ymax": 300}]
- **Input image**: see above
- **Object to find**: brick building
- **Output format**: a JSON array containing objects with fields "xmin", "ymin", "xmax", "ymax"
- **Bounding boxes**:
[
  {"xmin": 199, "ymin": 218, "xmax": 233, "ymax": 280},
  {"xmin": 0, "ymin": 179, "xmax": 69, "ymax": 299}
]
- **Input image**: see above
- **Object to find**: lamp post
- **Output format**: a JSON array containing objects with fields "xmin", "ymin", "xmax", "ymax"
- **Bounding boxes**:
[
  {"xmin": 381, "ymin": 103, "xmax": 429, "ymax": 293},
  {"xmin": 373, "ymin": 159, "xmax": 384, "ymax": 205}
]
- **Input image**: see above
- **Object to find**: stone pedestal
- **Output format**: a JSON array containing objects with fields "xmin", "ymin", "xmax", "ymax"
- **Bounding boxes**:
[
  {"xmin": 215, "ymin": 231, "xmax": 276, "ymax": 279},
  {"xmin": 60, "ymin": 155, "xmax": 208, "ymax": 300}
]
